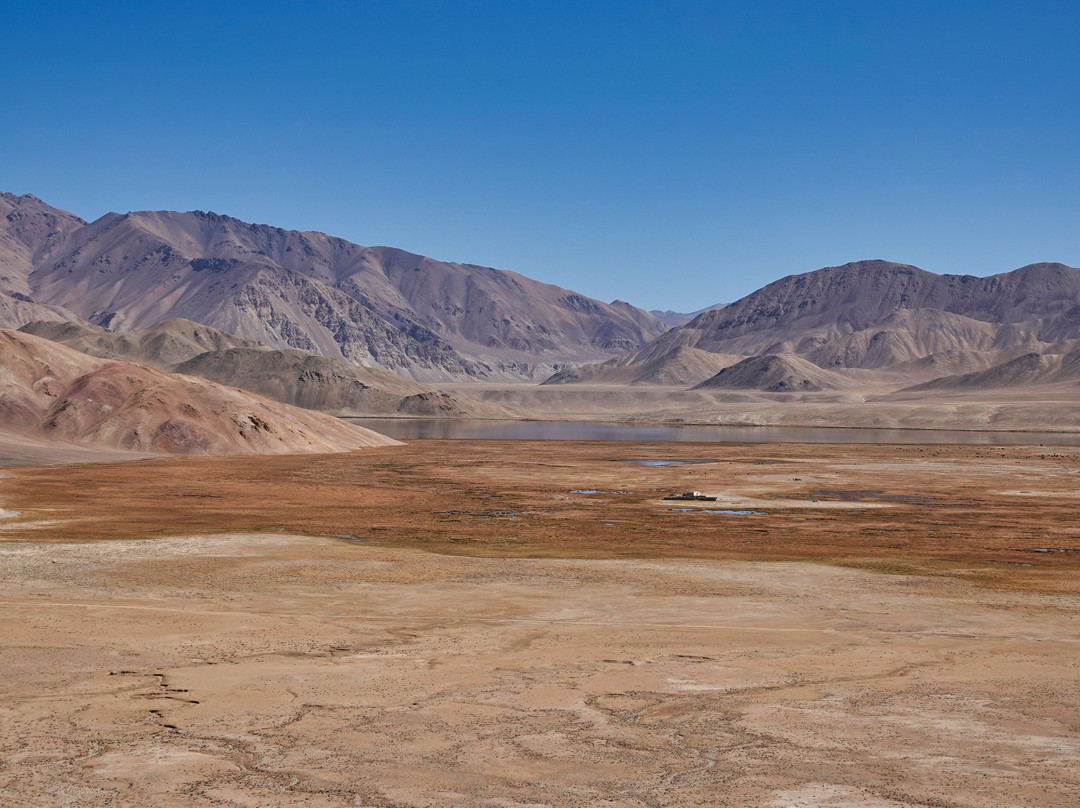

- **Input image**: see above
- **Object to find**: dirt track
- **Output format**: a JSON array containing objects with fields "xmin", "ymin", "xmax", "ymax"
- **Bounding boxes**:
[{"xmin": 1, "ymin": 441, "xmax": 1079, "ymax": 806}]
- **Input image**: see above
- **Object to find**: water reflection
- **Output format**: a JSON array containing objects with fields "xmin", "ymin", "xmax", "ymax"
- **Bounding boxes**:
[{"xmin": 344, "ymin": 418, "xmax": 1080, "ymax": 446}]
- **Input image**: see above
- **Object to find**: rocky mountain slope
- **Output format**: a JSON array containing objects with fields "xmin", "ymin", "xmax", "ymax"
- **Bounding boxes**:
[
  {"xmin": 1, "ymin": 192, "xmax": 666, "ymax": 381},
  {"xmin": 0, "ymin": 193, "xmax": 85, "ymax": 294},
  {"xmin": 0, "ymin": 193, "xmax": 86, "ymax": 327},
  {"xmin": 543, "ymin": 345, "xmax": 742, "ymax": 386},
  {"xmin": 654, "ymin": 260, "xmax": 1080, "ymax": 359},
  {"xmin": 548, "ymin": 260, "xmax": 1080, "ymax": 390},
  {"xmin": 172, "ymin": 348, "xmax": 522, "ymax": 417},
  {"xmin": 18, "ymin": 318, "xmax": 523, "ymax": 418},
  {"xmin": 0, "ymin": 329, "xmax": 398, "ymax": 455},
  {"xmin": 899, "ymin": 347, "xmax": 1080, "ymax": 393}
]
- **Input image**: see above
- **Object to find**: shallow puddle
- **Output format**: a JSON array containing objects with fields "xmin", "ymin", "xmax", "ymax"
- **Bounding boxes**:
[
  {"xmin": 665, "ymin": 508, "xmax": 763, "ymax": 515},
  {"xmin": 621, "ymin": 459, "xmax": 716, "ymax": 467}
]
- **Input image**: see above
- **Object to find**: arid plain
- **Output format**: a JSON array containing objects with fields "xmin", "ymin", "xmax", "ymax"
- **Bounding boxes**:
[
  {"xmin": 2, "ymin": 439, "xmax": 1079, "ymax": 807},
  {"xmin": 4, "ymin": 189, "xmax": 1080, "ymax": 806}
]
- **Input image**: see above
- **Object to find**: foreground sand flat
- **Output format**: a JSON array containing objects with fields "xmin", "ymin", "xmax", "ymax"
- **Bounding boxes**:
[
  {"xmin": 1, "ymin": 535, "xmax": 1078, "ymax": 807},
  {"xmin": 1, "ymin": 441, "xmax": 1079, "ymax": 806}
]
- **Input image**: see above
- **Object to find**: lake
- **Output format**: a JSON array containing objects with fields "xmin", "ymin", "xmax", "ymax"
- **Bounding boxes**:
[{"xmin": 344, "ymin": 418, "xmax": 1080, "ymax": 445}]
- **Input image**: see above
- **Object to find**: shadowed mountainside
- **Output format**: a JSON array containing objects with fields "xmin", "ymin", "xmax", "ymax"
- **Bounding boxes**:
[
  {"xmin": 0, "ymin": 193, "xmax": 85, "ymax": 295},
  {"xmin": 0, "ymin": 193, "xmax": 86, "ymax": 327},
  {"xmin": 173, "ymin": 347, "xmax": 523, "ymax": 418},
  {"xmin": 18, "ymin": 319, "xmax": 524, "ymax": 418}
]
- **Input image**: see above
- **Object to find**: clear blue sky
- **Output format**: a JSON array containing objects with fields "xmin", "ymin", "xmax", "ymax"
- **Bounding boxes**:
[{"xmin": 3, "ymin": 1, "xmax": 1078, "ymax": 311}]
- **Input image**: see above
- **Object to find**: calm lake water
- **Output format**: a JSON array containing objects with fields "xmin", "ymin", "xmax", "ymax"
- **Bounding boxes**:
[{"xmin": 345, "ymin": 418, "xmax": 1080, "ymax": 446}]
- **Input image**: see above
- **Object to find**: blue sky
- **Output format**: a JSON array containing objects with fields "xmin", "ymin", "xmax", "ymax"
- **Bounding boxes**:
[{"xmin": 3, "ymin": 1, "xmax": 1078, "ymax": 310}]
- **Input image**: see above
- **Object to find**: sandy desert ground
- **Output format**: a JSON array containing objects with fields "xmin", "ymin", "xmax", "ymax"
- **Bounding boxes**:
[{"xmin": 1, "ymin": 440, "xmax": 1079, "ymax": 807}]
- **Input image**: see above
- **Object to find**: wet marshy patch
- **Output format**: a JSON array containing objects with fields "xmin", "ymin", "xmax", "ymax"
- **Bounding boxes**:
[
  {"xmin": 620, "ymin": 459, "xmax": 717, "ymax": 467},
  {"xmin": 435, "ymin": 509, "xmax": 519, "ymax": 520},
  {"xmin": 811, "ymin": 489, "xmax": 884, "ymax": 502},
  {"xmin": 778, "ymin": 489, "xmax": 944, "ymax": 506},
  {"xmin": 886, "ymin": 495, "xmax": 940, "ymax": 505},
  {"xmin": 665, "ymin": 508, "xmax": 764, "ymax": 515}
]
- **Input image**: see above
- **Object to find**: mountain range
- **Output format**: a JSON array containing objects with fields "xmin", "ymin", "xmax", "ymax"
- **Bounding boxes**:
[
  {"xmin": 1, "ymin": 191, "xmax": 666, "ymax": 382},
  {"xmin": 4, "ymin": 190, "xmax": 1080, "ymax": 444},
  {"xmin": 547, "ymin": 259, "xmax": 1080, "ymax": 391}
]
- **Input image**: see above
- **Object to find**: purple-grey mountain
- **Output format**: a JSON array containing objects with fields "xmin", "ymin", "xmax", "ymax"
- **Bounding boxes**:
[
  {"xmin": 547, "ymin": 260, "xmax": 1080, "ymax": 389},
  {"xmin": 648, "ymin": 303, "xmax": 728, "ymax": 328},
  {"xmin": 1, "ymin": 191, "xmax": 666, "ymax": 382}
]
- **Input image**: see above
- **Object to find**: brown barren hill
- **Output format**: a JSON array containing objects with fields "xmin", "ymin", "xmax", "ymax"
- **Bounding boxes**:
[
  {"xmin": 0, "ymin": 330, "xmax": 398, "ymax": 455},
  {"xmin": 172, "ymin": 346, "xmax": 524, "ymax": 417},
  {"xmin": 692, "ymin": 353, "xmax": 855, "ymax": 392},
  {"xmin": 19, "ymin": 320, "xmax": 524, "ymax": 418},
  {"xmin": 17, "ymin": 317, "xmax": 265, "ymax": 368},
  {"xmin": 543, "ymin": 344, "xmax": 743, "ymax": 386}
]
